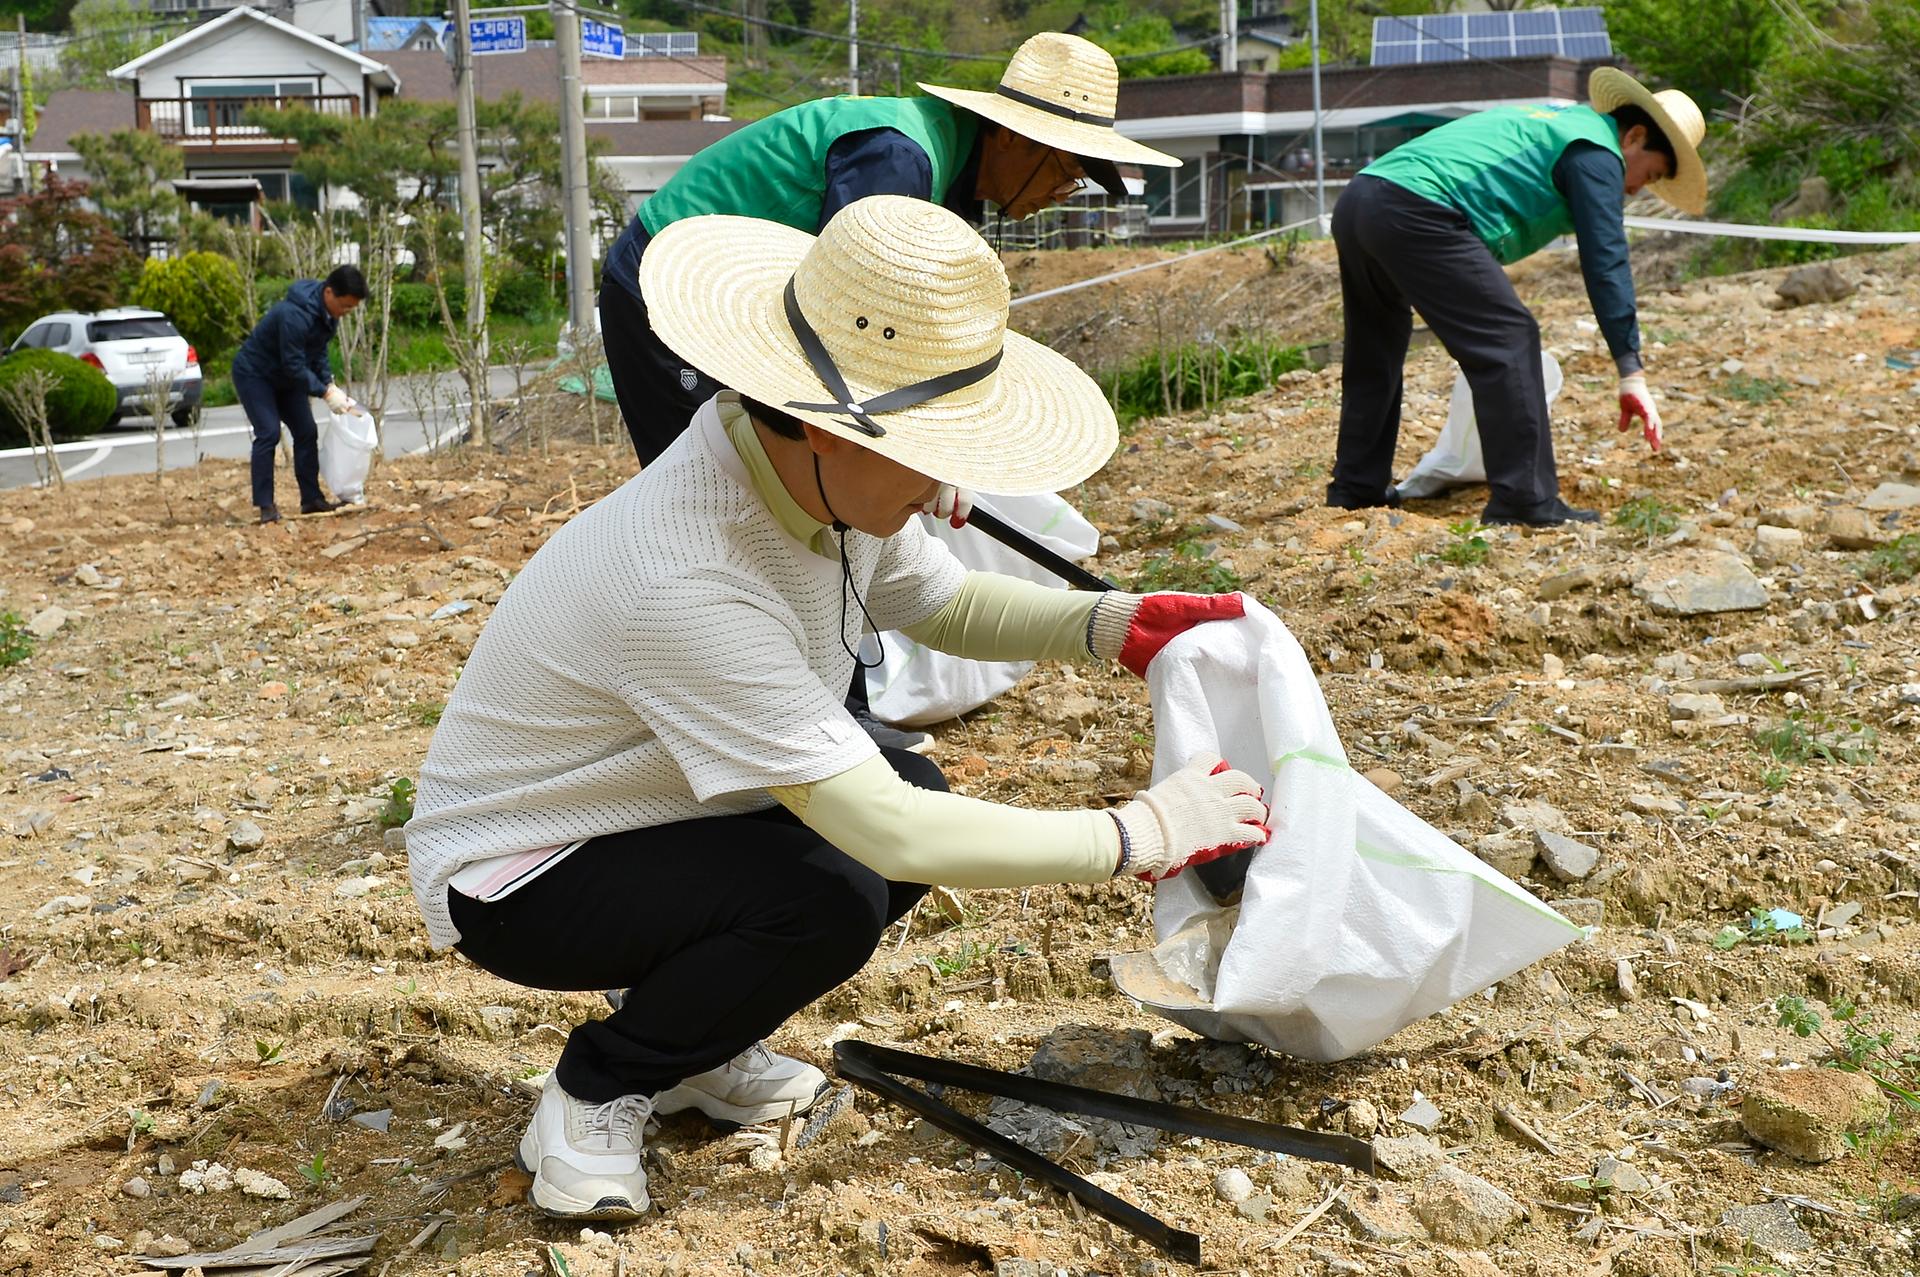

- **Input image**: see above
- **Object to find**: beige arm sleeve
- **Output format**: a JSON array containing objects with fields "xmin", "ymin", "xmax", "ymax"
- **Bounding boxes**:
[
  {"xmin": 898, "ymin": 571, "xmax": 1106, "ymax": 663},
  {"xmin": 768, "ymin": 754, "xmax": 1119, "ymax": 888}
]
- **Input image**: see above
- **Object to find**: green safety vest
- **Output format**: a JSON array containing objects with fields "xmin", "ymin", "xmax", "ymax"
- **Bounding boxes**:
[
  {"xmin": 1363, "ymin": 104, "xmax": 1622, "ymax": 265},
  {"xmin": 639, "ymin": 96, "xmax": 979, "ymax": 237}
]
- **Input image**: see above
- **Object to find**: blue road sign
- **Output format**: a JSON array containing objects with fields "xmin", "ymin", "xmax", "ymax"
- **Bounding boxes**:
[
  {"xmin": 581, "ymin": 17, "xmax": 626, "ymax": 60},
  {"xmin": 468, "ymin": 16, "xmax": 527, "ymax": 55}
]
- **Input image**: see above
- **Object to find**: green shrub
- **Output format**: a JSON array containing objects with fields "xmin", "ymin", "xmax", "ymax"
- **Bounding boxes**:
[
  {"xmin": 389, "ymin": 282, "xmax": 441, "ymax": 330},
  {"xmin": 255, "ymin": 276, "xmax": 295, "ymax": 313},
  {"xmin": 0, "ymin": 349, "xmax": 116, "ymax": 445},
  {"xmin": 129, "ymin": 251, "xmax": 249, "ymax": 363},
  {"xmin": 1102, "ymin": 337, "xmax": 1307, "ymax": 422},
  {"xmin": 492, "ymin": 268, "xmax": 557, "ymax": 319}
]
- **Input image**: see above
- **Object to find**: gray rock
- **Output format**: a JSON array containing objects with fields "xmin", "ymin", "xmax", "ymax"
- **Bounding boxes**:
[
  {"xmin": 1548, "ymin": 897, "xmax": 1605, "ymax": 928},
  {"xmin": 1205, "ymin": 513, "xmax": 1244, "ymax": 533},
  {"xmin": 1860, "ymin": 482, "xmax": 1920, "ymax": 512},
  {"xmin": 1235, "ymin": 1191, "xmax": 1273, "ymax": 1224},
  {"xmin": 1213, "ymin": 1167, "xmax": 1254, "ymax": 1204},
  {"xmin": 1471, "ymin": 831, "xmax": 1533, "ymax": 879},
  {"xmin": 1592, "ymin": 1155, "xmax": 1650, "ymax": 1194},
  {"xmin": 350, "ymin": 1108, "xmax": 393, "ymax": 1133},
  {"xmin": 1753, "ymin": 525, "xmax": 1805, "ymax": 556},
  {"xmin": 1414, "ymin": 1165, "xmax": 1524, "ymax": 1246},
  {"xmin": 1628, "ymin": 793, "xmax": 1684, "ymax": 816},
  {"xmin": 988, "ymin": 1026, "xmax": 1163, "ymax": 1162},
  {"xmin": 1633, "ymin": 551, "xmax": 1768, "ymax": 616},
  {"xmin": 1269, "ymin": 1157, "xmax": 1315, "ymax": 1200},
  {"xmin": 1534, "ymin": 829, "xmax": 1599, "ymax": 882},
  {"xmin": 1501, "ymin": 799, "xmax": 1569, "ymax": 834},
  {"xmin": 1741, "ymin": 1068, "xmax": 1889, "ymax": 1162},
  {"xmin": 1771, "ymin": 175, "xmax": 1831, "ymax": 221},
  {"xmin": 477, "ymin": 1005, "xmax": 518, "ymax": 1039},
  {"xmin": 227, "ymin": 820, "xmax": 265, "ymax": 852},
  {"xmin": 1615, "ymin": 958, "xmax": 1640, "ymax": 1002},
  {"xmin": 1721, "ymin": 1202, "xmax": 1815, "ymax": 1256},
  {"xmin": 1397, "ymin": 1098, "xmax": 1444, "ymax": 1135},
  {"xmin": 1537, "ymin": 564, "xmax": 1608, "ymax": 600},
  {"xmin": 1775, "ymin": 262, "xmax": 1856, "ymax": 307},
  {"xmin": 25, "ymin": 606, "xmax": 69, "ymax": 639},
  {"xmin": 1131, "ymin": 499, "xmax": 1175, "ymax": 523},
  {"xmin": 1340, "ymin": 1191, "xmax": 1423, "ymax": 1243},
  {"xmin": 1371, "ymin": 1134, "xmax": 1445, "ymax": 1180},
  {"xmin": 1824, "ymin": 507, "xmax": 1885, "ymax": 550},
  {"xmin": 1667, "ymin": 692, "xmax": 1726, "ymax": 721},
  {"xmin": 995, "ymin": 1260, "xmax": 1043, "ymax": 1277},
  {"xmin": 120, "ymin": 1177, "xmax": 151, "ymax": 1199}
]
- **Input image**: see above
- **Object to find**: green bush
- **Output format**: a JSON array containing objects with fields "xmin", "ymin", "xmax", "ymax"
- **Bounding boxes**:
[
  {"xmin": 255, "ymin": 276, "xmax": 295, "ymax": 314},
  {"xmin": 389, "ymin": 281, "xmax": 441, "ymax": 330},
  {"xmin": 492, "ymin": 268, "xmax": 557, "ymax": 319},
  {"xmin": 0, "ymin": 349, "xmax": 116, "ymax": 446},
  {"xmin": 129, "ymin": 252, "xmax": 249, "ymax": 363}
]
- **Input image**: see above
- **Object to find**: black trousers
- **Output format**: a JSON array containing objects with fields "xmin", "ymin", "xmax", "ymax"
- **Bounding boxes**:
[
  {"xmin": 1330, "ymin": 174, "xmax": 1559, "ymax": 517},
  {"xmin": 450, "ymin": 747, "xmax": 940, "ymax": 1103},
  {"xmin": 234, "ymin": 373, "xmax": 326, "ymax": 511},
  {"xmin": 599, "ymin": 274, "xmax": 724, "ymax": 468}
]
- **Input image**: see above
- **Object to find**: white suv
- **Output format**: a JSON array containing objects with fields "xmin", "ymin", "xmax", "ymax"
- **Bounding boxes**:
[{"xmin": 7, "ymin": 308, "xmax": 204, "ymax": 429}]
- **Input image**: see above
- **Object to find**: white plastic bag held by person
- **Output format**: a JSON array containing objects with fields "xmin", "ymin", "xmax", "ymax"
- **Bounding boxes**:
[
  {"xmin": 864, "ymin": 491, "xmax": 1099, "ymax": 728},
  {"xmin": 318, "ymin": 408, "xmax": 377, "ymax": 503},
  {"xmin": 1110, "ymin": 599, "xmax": 1580, "ymax": 1061},
  {"xmin": 1395, "ymin": 351, "xmax": 1564, "ymax": 501}
]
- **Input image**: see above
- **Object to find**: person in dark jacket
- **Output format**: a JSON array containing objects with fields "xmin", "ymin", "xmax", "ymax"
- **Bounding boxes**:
[
  {"xmin": 231, "ymin": 265, "xmax": 368, "ymax": 524},
  {"xmin": 1327, "ymin": 69, "xmax": 1707, "ymax": 526}
]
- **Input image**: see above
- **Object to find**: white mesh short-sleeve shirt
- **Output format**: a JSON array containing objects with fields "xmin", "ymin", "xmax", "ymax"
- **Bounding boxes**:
[{"xmin": 407, "ymin": 394, "xmax": 968, "ymax": 948}]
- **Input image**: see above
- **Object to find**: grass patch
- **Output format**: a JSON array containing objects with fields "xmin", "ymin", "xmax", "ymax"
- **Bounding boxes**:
[
  {"xmin": 1131, "ymin": 534, "xmax": 1244, "ymax": 593},
  {"xmin": 1438, "ymin": 520, "xmax": 1490, "ymax": 567},
  {"xmin": 1720, "ymin": 372, "xmax": 1790, "ymax": 403},
  {"xmin": 1613, "ymin": 496, "xmax": 1680, "ymax": 540},
  {"xmin": 1754, "ymin": 710, "xmax": 1878, "ymax": 766},
  {"xmin": 378, "ymin": 778, "xmax": 416, "ymax": 829},
  {"xmin": 1102, "ymin": 336, "xmax": 1306, "ymax": 423},
  {"xmin": 0, "ymin": 611, "xmax": 32, "ymax": 669},
  {"xmin": 1865, "ymin": 534, "xmax": 1920, "ymax": 582},
  {"xmin": 405, "ymin": 701, "xmax": 444, "ymax": 728}
]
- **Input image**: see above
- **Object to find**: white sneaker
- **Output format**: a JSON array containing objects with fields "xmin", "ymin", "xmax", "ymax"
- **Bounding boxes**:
[
  {"xmin": 516, "ymin": 1074, "xmax": 651, "ymax": 1220},
  {"xmin": 652, "ymin": 1042, "xmax": 829, "ymax": 1128}
]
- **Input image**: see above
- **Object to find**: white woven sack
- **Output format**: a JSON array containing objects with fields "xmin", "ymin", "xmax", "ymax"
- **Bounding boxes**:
[
  {"xmin": 1111, "ymin": 600, "xmax": 1580, "ymax": 1061},
  {"xmin": 865, "ymin": 491, "xmax": 1099, "ymax": 728},
  {"xmin": 318, "ymin": 409, "xmax": 377, "ymax": 503},
  {"xmin": 1396, "ymin": 351, "xmax": 1564, "ymax": 500}
]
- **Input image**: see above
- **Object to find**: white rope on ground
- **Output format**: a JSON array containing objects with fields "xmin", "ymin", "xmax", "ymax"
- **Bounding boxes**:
[
  {"xmin": 1008, "ymin": 216, "xmax": 1322, "ymax": 309},
  {"xmin": 1624, "ymin": 215, "xmax": 1920, "ymax": 244}
]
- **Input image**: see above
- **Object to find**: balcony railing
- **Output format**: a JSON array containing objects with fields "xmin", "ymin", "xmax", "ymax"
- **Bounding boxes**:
[{"xmin": 136, "ymin": 94, "xmax": 359, "ymax": 146}]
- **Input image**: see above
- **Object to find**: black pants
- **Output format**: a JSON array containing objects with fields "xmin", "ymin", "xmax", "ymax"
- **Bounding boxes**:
[
  {"xmin": 234, "ymin": 373, "xmax": 326, "ymax": 511},
  {"xmin": 599, "ymin": 273, "xmax": 724, "ymax": 468},
  {"xmin": 450, "ymin": 747, "xmax": 940, "ymax": 1103},
  {"xmin": 1330, "ymin": 174, "xmax": 1559, "ymax": 517}
]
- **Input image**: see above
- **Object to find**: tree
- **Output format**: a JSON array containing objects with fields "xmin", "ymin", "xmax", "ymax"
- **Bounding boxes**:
[
  {"xmin": 1284, "ymin": 1, "xmax": 1433, "ymax": 68},
  {"xmin": 53, "ymin": 0, "xmax": 181, "ymax": 91},
  {"xmin": 129, "ymin": 253, "xmax": 248, "ymax": 362},
  {"xmin": 1080, "ymin": 3, "xmax": 1213, "ymax": 78},
  {"xmin": 0, "ymin": 176, "xmax": 140, "ymax": 343},
  {"xmin": 1604, "ymin": 0, "xmax": 1782, "ymax": 110},
  {"xmin": 69, "ymin": 129, "xmax": 185, "ymax": 256}
]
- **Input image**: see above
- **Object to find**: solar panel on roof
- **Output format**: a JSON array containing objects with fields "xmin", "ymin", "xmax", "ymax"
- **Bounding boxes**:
[{"xmin": 1370, "ymin": 7, "xmax": 1611, "ymax": 66}]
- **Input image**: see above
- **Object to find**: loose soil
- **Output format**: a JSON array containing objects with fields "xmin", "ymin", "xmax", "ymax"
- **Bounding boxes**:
[{"xmin": 2, "ymin": 238, "xmax": 1917, "ymax": 1277}]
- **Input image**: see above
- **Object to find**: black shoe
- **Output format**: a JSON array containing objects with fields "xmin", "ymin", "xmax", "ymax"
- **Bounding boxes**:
[
  {"xmin": 258, "ymin": 504, "xmax": 281, "ymax": 524},
  {"xmin": 849, "ymin": 705, "xmax": 933, "ymax": 754},
  {"xmin": 1325, "ymin": 483, "xmax": 1401, "ymax": 511},
  {"xmin": 1482, "ymin": 498, "xmax": 1600, "ymax": 527},
  {"xmin": 300, "ymin": 496, "xmax": 348, "ymax": 515}
]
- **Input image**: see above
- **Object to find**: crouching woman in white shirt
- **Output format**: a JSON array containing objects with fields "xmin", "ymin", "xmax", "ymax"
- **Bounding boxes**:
[{"xmin": 406, "ymin": 195, "xmax": 1265, "ymax": 1222}]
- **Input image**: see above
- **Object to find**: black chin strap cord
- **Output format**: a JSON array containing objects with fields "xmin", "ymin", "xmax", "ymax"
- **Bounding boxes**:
[{"xmin": 814, "ymin": 452, "xmax": 882, "ymax": 671}]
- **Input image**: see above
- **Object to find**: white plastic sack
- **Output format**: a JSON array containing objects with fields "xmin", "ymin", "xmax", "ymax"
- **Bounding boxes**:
[
  {"xmin": 864, "ymin": 492, "xmax": 1100, "ymax": 728},
  {"xmin": 1110, "ymin": 600, "xmax": 1580, "ymax": 1061},
  {"xmin": 318, "ymin": 409, "xmax": 377, "ymax": 503},
  {"xmin": 1395, "ymin": 352, "xmax": 1564, "ymax": 500}
]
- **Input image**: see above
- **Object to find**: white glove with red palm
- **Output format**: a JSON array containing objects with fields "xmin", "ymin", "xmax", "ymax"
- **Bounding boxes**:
[
  {"xmin": 1618, "ymin": 373, "xmax": 1663, "ymax": 452},
  {"xmin": 1110, "ymin": 752, "xmax": 1270, "ymax": 882},
  {"xmin": 921, "ymin": 484, "xmax": 975, "ymax": 528}
]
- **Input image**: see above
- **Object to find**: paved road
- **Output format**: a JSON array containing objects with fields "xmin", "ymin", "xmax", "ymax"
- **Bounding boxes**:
[{"xmin": 0, "ymin": 367, "xmax": 536, "ymax": 491}]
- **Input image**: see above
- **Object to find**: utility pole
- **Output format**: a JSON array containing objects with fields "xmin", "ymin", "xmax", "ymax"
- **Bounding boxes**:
[
  {"xmin": 450, "ymin": 0, "xmax": 489, "ymax": 443},
  {"xmin": 553, "ymin": 1, "xmax": 594, "ymax": 337},
  {"xmin": 1309, "ymin": 0, "xmax": 1326, "ymax": 233},
  {"xmin": 848, "ymin": 0, "xmax": 858, "ymax": 95},
  {"xmin": 1219, "ymin": 0, "xmax": 1237, "ymax": 72}
]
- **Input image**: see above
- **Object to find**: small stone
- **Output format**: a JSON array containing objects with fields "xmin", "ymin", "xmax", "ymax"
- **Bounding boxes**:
[
  {"xmin": 1131, "ymin": 498, "xmax": 1175, "ymax": 523},
  {"xmin": 33, "ymin": 894, "xmax": 90, "ymax": 918},
  {"xmin": 387, "ymin": 630, "xmax": 421, "ymax": 649},
  {"xmin": 1537, "ymin": 564, "xmax": 1604, "ymax": 600},
  {"xmin": 1235, "ymin": 1191, "xmax": 1273, "ymax": 1223},
  {"xmin": 120, "ymin": 1177, "xmax": 151, "ymax": 1199},
  {"xmin": 1548, "ymin": 897, "xmax": 1605, "ymax": 928},
  {"xmin": 227, "ymin": 820, "xmax": 265, "ymax": 852},
  {"xmin": 1633, "ymin": 551, "xmax": 1769, "ymax": 616},
  {"xmin": 1343, "ymin": 1099, "xmax": 1379, "ymax": 1137},
  {"xmin": 1396, "ymin": 1098, "xmax": 1444, "ymax": 1134},
  {"xmin": 25, "ymin": 606, "xmax": 69, "ymax": 639},
  {"xmin": 383, "ymin": 826, "xmax": 408, "ymax": 851},
  {"xmin": 1628, "ymin": 793, "xmax": 1684, "ymax": 816},
  {"xmin": 1775, "ymin": 262, "xmax": 1856, "ymax": 307},
  {"xmin": 1372, "ymin": 1134, "xmax": 1445, "ymax": 1180},
  {"xmin": 1213, "ymin": 1167, "xmax": 1255, "ymax": 1204},
  {"xmin": 1721, "ymin": 1202, "xmax": 1816, "ymax": 1256},
  {"xmin": 468, "ymin": 515, "xmax": 498, "ymax": 529},
  {"xmin": 1593, "ymin": 1155, "xmax": 1650, "ymax": 1194},
  {"xmin": 1268, "ymin": 1157, "xmax": 1315, "ymax": 1199},
  {"xmin": 335, "ymin": 875, "xmax": 382, "ymax": 898},
  {"xmin": 1615, "ymin": 958, "xmax": 1639, "ymax": 1001},
  {"xmin": 257, "ymin": 680, "xmax": 290, "ymax": 701},
  {"xmin": 1753, "ymin": 525, "xmax": 1805, "ymax": 555},
  {"xmin": 477, "ymin": 1005, "xmax": 518, "ymax": 1039},
  {"xmin": 1860, "ymin": 482, "xmax": 1920, "ymax": 512},
  {"xmin": 1471, "ymin": 831, "xmax": 1534, "ymax": 879},
  {"xmin": 995, "ymin": 1260, "xmax": 1042, "ymax": 1277},
  {"xmin": 156, "ymin": 1154, "xmax": 176, "ymax": 1176},
  {"xmin": 351, "ymin": 1108, "xmax": 393, "ymax": 1133},
  {"xmin": 1720, "ymin": 358, "xmax": 1746, "ymax": 375},
  {"xmin": 1824, "ymin": 507, "xmax": 1884, "ymax": 550},
  {"xmin": 1667, "ymin": 692, "xmax": 1726, "ymax": 721},
  {"xmin": 233, "ymin": 1168, "xmax": 291, "ymax": 1199},
  {"xmin": 1414, "ymin": 1165, "xmax": 1524, "ymax": 1246},
  {"xmin": 1205, "ymin": 513, "xmax": 1244, "ymax": 533},
  {"xmin": 341, "ymin": 798, "xmax": 381, "ymax": 824},
  {"xmin": 1341, "ymin": 1191, "xmax": 1424, "ymax": 1244},
  {"xmin": 746, "ymin": 1144, "xmax": 781, "ymax": 1172},
  {"xmin": 1534, "ymin": 829, "xmax": 1598, "ymax": 882},
  {"xmin": 1741, "ymin": 1068, "xmax": 1890, "ymax": 1162},
  {"xmin": 1362, "ymin": 767, "xmax": 1402, "ymax": 795},
  {"xmin": 145, "ymin": 1235, "xmax": 190, "ymax": 1258}
]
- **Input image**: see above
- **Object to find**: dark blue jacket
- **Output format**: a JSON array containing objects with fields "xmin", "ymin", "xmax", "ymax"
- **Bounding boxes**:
[{"xmin": 231, "ymin": 278, "xmax": 337, "ymax": 396}]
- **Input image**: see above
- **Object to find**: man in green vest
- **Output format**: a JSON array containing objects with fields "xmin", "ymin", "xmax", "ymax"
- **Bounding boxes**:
[
  {"xmin": 600, "ymin": 31, "xmax": 1180, "ymax": 468},
  {"xmin": 1327, "ymin": 69, "xmax": 1707, "ymax": 526}
]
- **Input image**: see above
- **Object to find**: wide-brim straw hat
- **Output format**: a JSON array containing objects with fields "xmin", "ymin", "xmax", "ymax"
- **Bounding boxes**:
[
  {"xmin": 639, "ymin": 194, "xmax": 1118, "ymax": 495},
  {"xmin": 920, "ymin": 32, "xmax": 1181, "ymax": 181},
  {"xmin": 1589, "ymin": 67, "xmax": 1707, "ymax": 215}
]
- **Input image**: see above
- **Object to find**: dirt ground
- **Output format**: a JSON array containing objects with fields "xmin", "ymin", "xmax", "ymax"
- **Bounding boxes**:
[{"xmin": 2, "ymin": 237, "xmax": 1918, "ymax": 1277}]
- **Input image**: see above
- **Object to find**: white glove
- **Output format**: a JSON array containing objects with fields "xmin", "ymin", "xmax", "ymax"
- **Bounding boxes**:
[
  {"xmin": 921, "ymin": 484, "xmax": 975, "ymax": 529},
  {"xmin": 1617, "ymin": 373, "xmax": 1663, "ymax": 452},
  {"xmin": 1110, "ymin": 752, "xmax": 1269, "ymax": 882},
  {"xmin": 323, "ymin": 384, "xmax": 353, "ymax": 414}
]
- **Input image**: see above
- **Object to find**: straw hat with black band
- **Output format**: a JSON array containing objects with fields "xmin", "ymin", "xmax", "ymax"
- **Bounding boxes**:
[
  {"xmin": 920, "ymin": 32, "xmax": 1181, "ymax": 200},
  {"xmin": 639, "ymin": 194, "xmax": 1119, "ymax": 496},
  {"xmin": 1588, "ymin": 67, "xmax": 1707, "ymax": 216}
]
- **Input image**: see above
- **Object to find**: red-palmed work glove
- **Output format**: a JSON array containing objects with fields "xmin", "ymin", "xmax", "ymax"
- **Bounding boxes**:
[
  {"xmin": 1109, "ymin": 752, "xmax": 1270, "ymax": 882},
  {"xmin": 1088, "ymin": 591, "xmax": 1247, "ymax": 677},
  {"xmin": 921, "ymin": 484, "xmax": 975, "ymax": 529},
  {"xmin": 1618, "ymin": 373, "xmax": 1663, "ymax": 452}
]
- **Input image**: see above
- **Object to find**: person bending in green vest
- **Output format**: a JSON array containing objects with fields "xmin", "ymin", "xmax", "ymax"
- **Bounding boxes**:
[
  {"xmin": 599, "ymin": 32, "xmax": 1179, "ymax": 470},
  {"xmin": 1327, "ymin": 69, "xmax": 1707, "ymax": 526}
]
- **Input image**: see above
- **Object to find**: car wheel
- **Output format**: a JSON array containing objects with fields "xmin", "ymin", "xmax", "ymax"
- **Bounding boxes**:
[{"xmin": 171, "ymin": 407, "xmax": 196, "ymax": 431}]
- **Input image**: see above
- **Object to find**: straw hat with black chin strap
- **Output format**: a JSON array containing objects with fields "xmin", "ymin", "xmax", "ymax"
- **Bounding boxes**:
[
  {"xmin": 920, "ymin": 32, "xmax": 1182, "ymax": 200},
  {"xmin": 638, "ymin": 194, "xmax": 1119, "ymax": 498},
  {"xmin": 1588, "ymin": 67, "xmax": 1708, "ymax": 216}
]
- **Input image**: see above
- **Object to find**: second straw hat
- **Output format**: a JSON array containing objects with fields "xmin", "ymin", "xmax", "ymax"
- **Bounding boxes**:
[
  {"xmin": 1588, "ymin": 68, "xmax": 1707, "ymax": 215},
  {"xmin": 638, "ymin": 195, "xmax": 1119, "ymax": 496}
]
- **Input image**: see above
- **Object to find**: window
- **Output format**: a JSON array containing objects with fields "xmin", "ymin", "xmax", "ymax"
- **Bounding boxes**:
[
  {"xmin": 43, "ymin": 323, "xmax": 71, "ymax": 348},
  {"xmin": 1144, "ymin": 164, "xmax": 1203, "ymax": 222},
  {"xmin": 585, "ymin": 94, "xmax": 640, "ymax": 121},
  {"xmin": 89, "ymin": 318, "xmax": 179, "ymax": 342},
  {"xmin": 11, "ymin": 324, "xmax": 49, "ymax": 352},
  {"xmin": 187, "ymin": 80, "xmax": 317, "ymax": 131}
]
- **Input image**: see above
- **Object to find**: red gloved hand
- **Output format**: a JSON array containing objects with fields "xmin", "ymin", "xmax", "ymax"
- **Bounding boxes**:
[
  {"xmin": 1116, "ymin": 592, "xmax": 1246, "ymax": 677},
  {"xmin": 1617, "ymin": 373, "xmax": 1663, "ymax": 452},
  {"xmin": 1112, "ymin": 754, "xmax": 1271, "ymax": 883}
]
